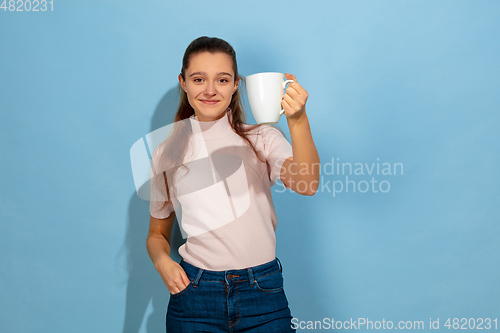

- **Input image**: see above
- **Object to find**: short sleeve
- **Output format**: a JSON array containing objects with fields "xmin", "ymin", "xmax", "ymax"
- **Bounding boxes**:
[
  {"xmin": 260, "ymin": 125, "xmax": 294, "ymax": 189},
  {"xmin": 149, "ymin": 144, "xmax": 175, "ymax": 219}
]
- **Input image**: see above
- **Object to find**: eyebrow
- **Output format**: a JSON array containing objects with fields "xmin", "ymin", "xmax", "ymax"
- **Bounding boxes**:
[{"xmin": 188, "ymin": 71, "xmax": 233, "ymax": 78}]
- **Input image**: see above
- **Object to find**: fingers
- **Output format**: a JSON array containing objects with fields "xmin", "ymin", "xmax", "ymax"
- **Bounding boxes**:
[
  {"xmin": 181, "ymin": 270, "xmax": 191, "ymax": 288},
  {"xmin": 281, "ymin": 73, "xmax": 309, "ymax": 118},
  {"xmin": 282, "ymin": 94, "xmax": 302, "ymax": 113},
  {"xmin": 171, "ymin": 269, "xmax": 191, "ymax": 294},
  {"xmin": 284, "ymin": 73, "xmax": 307, "ymax": 98},
  {"xmin": 285, "ymin": 85, "xmax": 302, "ymax": 98},
  {"xmin": 158, "ymin": 260, "xmax": 191, "ymax": 294},
  {"xmin": 283, "ymin": 86, "xmax": 308, "ymax": 109}
]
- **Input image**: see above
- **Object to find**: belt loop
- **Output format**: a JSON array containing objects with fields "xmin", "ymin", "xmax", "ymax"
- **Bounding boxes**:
[
  {"xmin": 248, "ymin": 268, "xmax": 254, "ymax": 286},
  {"xmin": 192, "ymin": 268, "xmax": 204, "ymax": 286},
  {"xmin": 276, "ymin": 257, "xmax": 282, "ymax": 273}
]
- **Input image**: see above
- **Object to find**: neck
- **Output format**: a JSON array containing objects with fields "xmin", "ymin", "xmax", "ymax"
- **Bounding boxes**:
[{"xmin": 189, "ymin": 109, "xmax": 233, "ymax": 141}]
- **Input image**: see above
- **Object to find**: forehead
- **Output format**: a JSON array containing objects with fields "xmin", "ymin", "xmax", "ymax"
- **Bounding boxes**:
[{"xmin": 186, "ymin": 52, "xmax": 234, "ymax": 76}]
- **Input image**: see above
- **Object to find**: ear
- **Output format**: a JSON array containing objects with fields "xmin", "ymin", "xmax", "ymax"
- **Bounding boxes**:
[
  {"xmin": 178, "ymin": 74, "xmax": 186, "ymax": 92},
  {"xmin": 233, "ymin": 76, "xmax": 239, "ymax": 93}
]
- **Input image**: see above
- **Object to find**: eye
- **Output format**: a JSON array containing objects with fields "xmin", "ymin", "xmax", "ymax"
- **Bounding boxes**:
[
  {"xmin": 193, "ymin": 78, "xmax": 204, "ymax": 83},
  {"xmin": 219, "ymin": 78, "xmax": 229, "ymax": 83}
]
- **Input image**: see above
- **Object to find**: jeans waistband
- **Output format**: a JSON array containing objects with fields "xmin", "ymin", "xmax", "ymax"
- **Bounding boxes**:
[{"xmin": 180, "ymin": 257, "xmax": 283, "ymax": 287}]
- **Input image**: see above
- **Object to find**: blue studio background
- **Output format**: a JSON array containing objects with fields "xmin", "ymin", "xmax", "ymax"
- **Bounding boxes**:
[{"xmin": 1, "ymin": 1, "xmax": 499, "ymax": 332}]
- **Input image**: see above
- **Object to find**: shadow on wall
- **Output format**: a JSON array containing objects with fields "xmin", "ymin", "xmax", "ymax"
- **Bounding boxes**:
[{"xmin": 119, "ymin": 87, "xmax": 185, "ymax": 333}]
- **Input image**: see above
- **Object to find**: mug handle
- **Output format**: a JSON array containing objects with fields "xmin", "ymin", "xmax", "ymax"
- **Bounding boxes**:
[{"xmin": 280, "ymin": 80, "xmax": 295, "ymax": 115}]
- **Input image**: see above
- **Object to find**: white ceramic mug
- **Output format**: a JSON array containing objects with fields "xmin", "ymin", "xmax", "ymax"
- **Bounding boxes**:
[{"xmin": 246, "ymin": 72, "xmax": 294, "ymax": 124}]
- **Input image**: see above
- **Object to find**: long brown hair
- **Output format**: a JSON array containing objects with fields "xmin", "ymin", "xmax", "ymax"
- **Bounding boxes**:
[{"xmin": 151, "ymin": 36, "xmax": 285, "ymax": 211}]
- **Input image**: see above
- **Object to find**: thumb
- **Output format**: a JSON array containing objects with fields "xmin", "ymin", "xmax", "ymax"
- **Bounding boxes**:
[
  {"xmin": 180, "ymin": 270, "xmax": 191, "ymax": 286},
  {"xmin": 285, "ymin": 73, "xmax": 297, "ymax": 82}
]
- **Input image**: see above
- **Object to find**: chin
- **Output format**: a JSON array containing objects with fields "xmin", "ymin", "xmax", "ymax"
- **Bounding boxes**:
[{"xmin": 196, "ymin": 107, "xmax": 226, "ymax": 120}]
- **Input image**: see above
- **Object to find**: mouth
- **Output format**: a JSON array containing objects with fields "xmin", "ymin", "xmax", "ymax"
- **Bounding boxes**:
[{"xmin": 200, "ymin": 100, "xmax": 220, "ymax": 105}]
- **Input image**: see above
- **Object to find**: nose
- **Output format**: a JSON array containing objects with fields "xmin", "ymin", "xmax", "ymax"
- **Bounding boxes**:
[{"xmin": 204, "ymin": 81, "xmax": 217, "ymax": 96}]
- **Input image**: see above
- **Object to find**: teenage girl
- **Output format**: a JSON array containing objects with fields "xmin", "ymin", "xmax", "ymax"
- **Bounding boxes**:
[{"xmin": 147, "ymin": 36, "xmax": 320, "ymax": 332}]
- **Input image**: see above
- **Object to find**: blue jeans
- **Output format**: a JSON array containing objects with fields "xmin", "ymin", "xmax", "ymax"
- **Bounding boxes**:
[{"xmin": 166, "ymin": 257, "xmax": 296, "ymax": 332}]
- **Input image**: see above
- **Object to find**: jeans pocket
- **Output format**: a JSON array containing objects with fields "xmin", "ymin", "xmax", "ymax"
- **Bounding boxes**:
[
  {"xmin": 254, "ymin": 270, "xmax": 284, "ymax": 292},
  {"xmin": 170, "ymin": 281, "xmax": 193, "ymax": 298}
]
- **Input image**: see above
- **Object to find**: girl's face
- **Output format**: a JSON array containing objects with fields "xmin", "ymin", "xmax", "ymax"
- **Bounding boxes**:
[{"xmin": 179, "ymin": 52, "xmax": 239, "ymax": 122}]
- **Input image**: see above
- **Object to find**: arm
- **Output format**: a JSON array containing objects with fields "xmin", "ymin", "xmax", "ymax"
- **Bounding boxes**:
[
  {"xmin": 280, "ymin": 73, "xmax": 320, "ymax": 196},
  {"xmin": 146, "ymin": 212, "xmax": 190, "ymax": 294}
]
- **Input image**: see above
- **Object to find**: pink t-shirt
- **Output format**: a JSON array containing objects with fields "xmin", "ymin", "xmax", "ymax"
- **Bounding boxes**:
[{"xmin": 149, "ymin": 110, "xmax": 293, "ymax": 270}]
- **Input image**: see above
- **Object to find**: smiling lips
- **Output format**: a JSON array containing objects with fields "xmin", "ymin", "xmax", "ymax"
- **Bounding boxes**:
[{"xmin": 200, "ymin": 100, "xmax": 219, "ymax": 105}]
